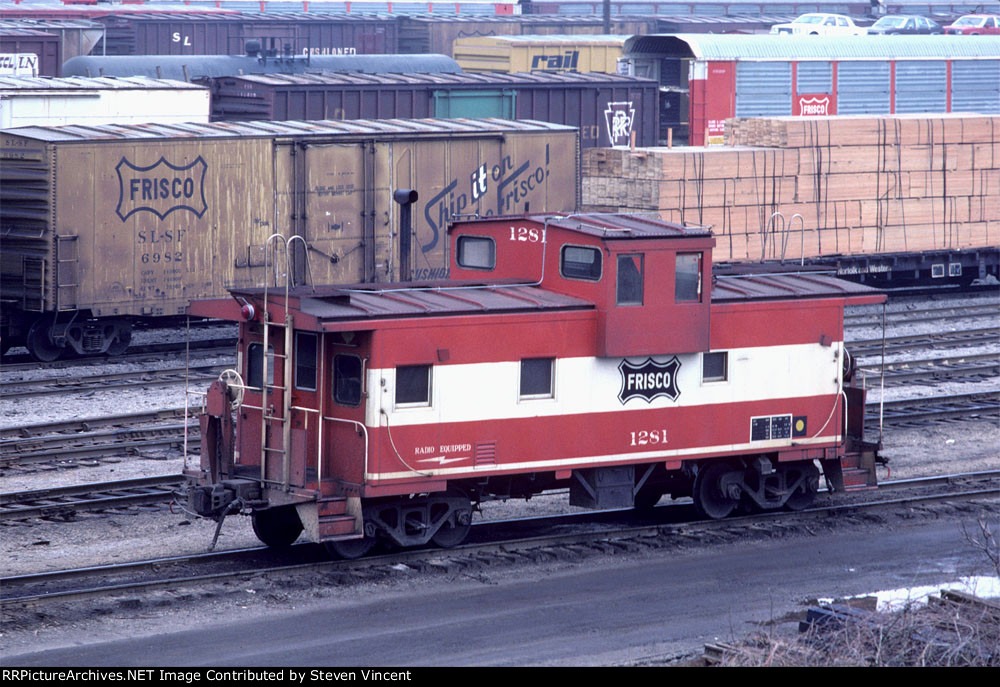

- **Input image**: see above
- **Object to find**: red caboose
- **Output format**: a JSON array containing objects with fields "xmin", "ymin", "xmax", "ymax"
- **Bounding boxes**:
[{"xmin": 184, "ymin": 213, "xmax": 885, "ymax": 557}]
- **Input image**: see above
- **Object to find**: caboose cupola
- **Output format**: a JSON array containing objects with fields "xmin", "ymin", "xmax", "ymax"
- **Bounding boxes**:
[{"xmin": 449, "ymin": 213, "xmax": 715, "ymax": 356}]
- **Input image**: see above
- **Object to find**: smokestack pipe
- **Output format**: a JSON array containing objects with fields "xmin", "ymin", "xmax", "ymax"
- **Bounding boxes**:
[{"xmin": 393, "ymin": 189, "xmax": 418, "ymax": 282}]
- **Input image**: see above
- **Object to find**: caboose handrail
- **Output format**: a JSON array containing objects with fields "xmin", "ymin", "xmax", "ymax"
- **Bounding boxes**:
[{"xmin": 322, "ymin": 416, "xmax": 370, "ymax": 485}]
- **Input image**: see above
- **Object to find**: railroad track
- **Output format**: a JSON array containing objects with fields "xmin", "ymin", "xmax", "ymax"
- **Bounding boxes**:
[
  {"xmin": 845, "ymin": 301, "xmax": 1000, "ymax": 329},
  {"xmin": 857, "ymin": 352, "xmax": 1000, "ymax": 388},
  {"xmin": 0, "ymin": 336, "xmax": 236, "ymax": 372},
  {"xmin": 0, "ymin": 475, "xmax": 184, "ymax": 522},
  {"xmin": 2, "ymin": 471, "xmax": 996, "ymax": 609},
  {"xmin": 866, "ymin": 391, "xmax": 1000, "ymax": 427},
  {"xmin": 1, "ymin": 361, "xmax": 230, "ymax": 399},
  {"xmin": 846, "ymin": 326, "xmax": 1000, "ymax": 357}
]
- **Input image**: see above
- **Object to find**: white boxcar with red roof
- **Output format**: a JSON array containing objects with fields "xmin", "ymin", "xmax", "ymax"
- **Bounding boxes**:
[{"xmin": 184, "ymin": 213, "xmax": 885, "ymax": 557}]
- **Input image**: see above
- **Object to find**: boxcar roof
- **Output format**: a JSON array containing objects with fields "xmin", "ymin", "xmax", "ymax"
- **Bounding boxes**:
[
  {"xmin": 221, "ymin": 71, "xmax": 654, "ymax": 88},
  {"xmin": 3, "ymin": 117, "xmax": 576, "ymax": 142},
  {"xmin": 625, "ymin": 34, "xmax": 1000, "ymax": 60},
  {"xmin": 0, "ymin": 75, "xmax": 205, "ymax": 91}
]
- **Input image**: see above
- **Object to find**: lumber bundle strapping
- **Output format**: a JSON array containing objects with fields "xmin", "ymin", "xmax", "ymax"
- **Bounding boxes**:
[{"xmin": 582, "ymin": 114, "xmax": 999, "ymax": 263}]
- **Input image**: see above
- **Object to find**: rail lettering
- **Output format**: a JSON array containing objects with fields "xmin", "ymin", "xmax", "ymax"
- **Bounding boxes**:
[{"xmin": 618, "ymin": 357, "xmax": 682, "ymax": 404}]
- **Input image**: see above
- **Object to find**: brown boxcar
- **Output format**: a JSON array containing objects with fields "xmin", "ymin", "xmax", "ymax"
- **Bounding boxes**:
[
  {"xmin": 207, "ymin": 71, "xmax": 657, "ymax": 148},
  {"xmin": 0, "ymin": 27, "xmax": 61, "ymax": 76},
  {"xmin": 94, "ymin": 11, "xmax": 399, "ymax": 57},
  {"xmin": 0, "ymin": 118, "xmax": 579, "ymax": 359}
]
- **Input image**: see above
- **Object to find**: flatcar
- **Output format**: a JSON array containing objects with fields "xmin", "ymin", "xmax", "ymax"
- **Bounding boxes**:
[{"xmin": 183, "ymin": 212, "xmax": 885, "ymax": 558}]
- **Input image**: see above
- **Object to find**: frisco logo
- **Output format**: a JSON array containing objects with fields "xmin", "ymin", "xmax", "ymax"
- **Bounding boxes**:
[
  {"xmin": 799, "ymin": 96, "xmax": 830, "ymax": 116},
  {"xmin": 115, "ymin": 156, "xmax": 208, "ymax": 222},
  {"xmin": 618, "ymin": 357, "xmax": 681, "ymax": 404}
]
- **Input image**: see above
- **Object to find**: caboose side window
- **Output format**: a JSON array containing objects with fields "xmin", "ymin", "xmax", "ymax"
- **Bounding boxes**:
[
  {"xmin": 520, "ymin": 358, "xmax": 554, "ymax": 399},
  {"xmin": 617, "ymin": 254, "xmax": 644, "ymax": 305},
  {"xmin": 676, "ymin": 252, "xmax": 703, "ymax": 302},
  {"xmin": 333, "ymin": 354, "xmax": 362, "ymax": 407},
  {"xmin": 295, "ymin": 332, "xmax": 318, "ymax": 391},
  {"xmin": 561, "ymin": 245, "xmax": 602, "ymax": 281},
  {"xmin": 702, "ymin": 351, "xmax": 728, "ymax": 383},
  {"xmin": 396, "ymin": 365, "xmax": 431, "ymax": 406},
  {"xmin": 246, "ymin": 343, "xmax": 274, "ymax": 391},
  {"xmin": 456, "ymin": 236, "xmax": 496, "ymax": 270}
]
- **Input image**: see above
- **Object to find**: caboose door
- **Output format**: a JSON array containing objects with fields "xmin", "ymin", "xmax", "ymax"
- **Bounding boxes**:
[{"xmin": 319, "ymin": 331, "xmax": 371, "ymax": 495}]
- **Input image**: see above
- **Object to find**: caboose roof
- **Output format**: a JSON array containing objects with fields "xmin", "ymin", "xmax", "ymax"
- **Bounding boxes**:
[
  {"xmin": 448, "ymin": 213, "xmax": 712, "ymax": 240},
  {"xmin": 711, "ymin": 272, "xmax": 884, "ymax": 303},
  {"xmin": 229, "ymin": 282, "xmax": 594, "ymax": 323}
]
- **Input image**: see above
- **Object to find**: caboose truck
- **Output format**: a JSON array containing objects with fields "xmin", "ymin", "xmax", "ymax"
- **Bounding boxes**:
[{"xmin": 183, "ymin": 213, "xmax": 886, "ymax": 557}]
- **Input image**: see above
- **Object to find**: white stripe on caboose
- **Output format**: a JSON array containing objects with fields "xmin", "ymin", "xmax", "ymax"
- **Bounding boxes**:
[
  {"xmin": 365, "ymin": 342, "xmax": 843, "ymax": 428},
  {"xmin": 364, "ymin": 433, "xmax": 841, "ymax": 481}
]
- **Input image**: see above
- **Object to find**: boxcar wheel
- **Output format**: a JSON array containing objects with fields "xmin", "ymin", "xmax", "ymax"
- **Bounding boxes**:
[
  {"xmin": 26, "ymin": 318, "xmax": 62, "ymax": 362},
  {"xmin": 105, "ymin": 327, "xmax": 132, "ymax": 356},
  {"xmin": 693, "ymin": 462, "xmax": 739, "ymax": 520},
  {"xmin": 325, "ymin": 536, "xmax": 375, "ymax": 559},
  {"xmin": 251, "ymin": 506, "xmax": 303, "ymax": 548}
]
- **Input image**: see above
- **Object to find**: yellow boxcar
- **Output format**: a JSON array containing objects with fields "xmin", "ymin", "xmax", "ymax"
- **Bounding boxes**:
[
  {"xmin": 0, "ymin": 118, "xmax": 579, "ymax": 358},
  {"xmin": 453, "ymin": 35, "xmax": 628, "ymax": 74}
]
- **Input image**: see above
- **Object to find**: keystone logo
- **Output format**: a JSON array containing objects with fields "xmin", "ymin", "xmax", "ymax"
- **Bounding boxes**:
[
  {"xmin": 115, "ymin": 156, "xmax": 208, "ymax": 222},
  {"xmin": 618, "ymin": 357, "xmax": 681, "ymax": 404},
  {"xmin": 604, "ymin": 101, "xmax": 636, "ymax": 147}
]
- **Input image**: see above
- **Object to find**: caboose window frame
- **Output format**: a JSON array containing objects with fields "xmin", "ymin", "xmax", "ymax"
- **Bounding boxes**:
[
  {"xmin": 616, "ymin": 253, "xmax": 644, "ymax": 306},
  {"xmin": 676, "ymin": 252, "xmax": 703, "ymax": 303},
  {"xmin": 456, "ymin": 235, "xmax": 497, "ymax": 271},
  {"xmin": 246, "ymin": 342, "xmax": 275, "ymax": 392},
  {"xmin": 395, "ymin": 364, "xmax": 432, "ymax": 408},
  {"xmin": 332, "ymin": 353, "xmax": 363, "ymax": 407},
  {"xmin": 560, "ymin": 244, "xmax": 602, "ymax": 282},
  {"xmin": 519, "ymin": 357, "xmax": 555, "ymax": 400},
  {"xmin": 294, "ymin": 331, "xmax": 318, "ymax": 392},
  {"xmin": 702, "ymin": 351, "xmax": 728, "ymax": 383}
]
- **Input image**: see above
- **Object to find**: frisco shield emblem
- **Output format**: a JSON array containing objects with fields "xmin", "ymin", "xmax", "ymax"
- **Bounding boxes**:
[
  {"xmin": 115, "ymin": 156, "xmax": 208, "ymax": 222},
  {"xmin": 618, "ymin": 357, "xmax": 681, "ymax": 404}
]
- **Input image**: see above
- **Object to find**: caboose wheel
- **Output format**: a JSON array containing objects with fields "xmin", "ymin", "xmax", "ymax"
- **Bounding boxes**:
[
  {"xmin": 430, "ymin": 489, "xmax": 472, "ymax": 548},
  {"xmin": 251, "ymin": 506, "xmax": 303, "ymax": 548},
  {"xmin": 26, "ymin": 318, "xmax": 62, "ymax": 362},
  {"xmin": 782, "ymin": 462, "xmax": 820, "ymax": 511},
  {"xmin": 325, "ymin": 536, "xmax": 375, "ymax": 560},
  {"xmin": 693, "ymin": 462, "xmax": 740, "ymax": 520}
]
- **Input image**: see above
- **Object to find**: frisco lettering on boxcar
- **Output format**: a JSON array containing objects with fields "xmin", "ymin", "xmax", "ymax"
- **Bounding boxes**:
[{"xmin": 115, "ymin": 156, "xmax": 208, "ymax": 221}]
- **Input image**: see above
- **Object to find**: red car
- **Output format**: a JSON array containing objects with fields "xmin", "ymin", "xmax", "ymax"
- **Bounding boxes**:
[{"xmin": 944, "ymin": 14, "xmax": 1000, "ymax": 34}]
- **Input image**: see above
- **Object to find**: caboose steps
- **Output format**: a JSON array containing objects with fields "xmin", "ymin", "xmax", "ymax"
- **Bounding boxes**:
[{"xmin": 316, "ymin": 497, "xmax": 360, "ymax": 539}]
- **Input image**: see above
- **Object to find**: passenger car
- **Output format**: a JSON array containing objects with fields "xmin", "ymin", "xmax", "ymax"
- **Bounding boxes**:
[
  {"xmin": 944, "ymin": 14, "xmax": 1000, "ymax": 34},
  {"xmin": 867, "ymin": 15, "xmax": 943, "ymax": 34},
  {"xmin": 770, "ymin": 13, "xmax": 868, "ymax": 36}
]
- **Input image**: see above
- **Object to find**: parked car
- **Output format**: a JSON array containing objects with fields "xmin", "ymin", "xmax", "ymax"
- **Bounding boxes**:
[
  {"xmin": 867, "ymin": 15, "xmax": 943, "ymax": 35},
  {"xmin": 944, "ymin": 14, "xmax": 1000, "ymax": 34},
  {"xmin": 770, "ymin": 13, "xmax": 868, "ymax": 36}
]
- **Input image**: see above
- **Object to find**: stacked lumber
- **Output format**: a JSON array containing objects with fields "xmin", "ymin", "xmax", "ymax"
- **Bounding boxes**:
[{"xmin": 582, "ymin": 114, "xmax": 999, "ymax": 263}]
